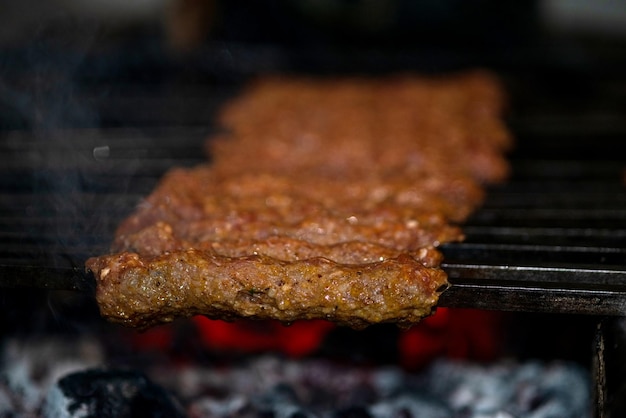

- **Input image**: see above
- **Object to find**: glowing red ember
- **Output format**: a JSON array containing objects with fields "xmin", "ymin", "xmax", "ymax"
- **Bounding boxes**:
[{"xmin": 128, "ymin": 308, "xmax": 503, "ymax": 370}]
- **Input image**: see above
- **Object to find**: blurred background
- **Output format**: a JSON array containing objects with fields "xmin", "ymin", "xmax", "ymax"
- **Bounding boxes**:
[
  {"xmin": 1, "ymin": 0, "xmax": 625, "ymax": 130},
  {"xmin": 2, "ymin": 0, "xmax": 626, "ymax": 49}
]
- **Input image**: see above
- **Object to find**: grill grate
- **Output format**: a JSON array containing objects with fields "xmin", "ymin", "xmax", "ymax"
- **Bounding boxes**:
[
  {"xmin": 439, "ymin": 116, "xmax": 626, "ymax": 314},
  {"xmin": 1, "ymin": 75, "xmax": 626, "ymax": 316}
]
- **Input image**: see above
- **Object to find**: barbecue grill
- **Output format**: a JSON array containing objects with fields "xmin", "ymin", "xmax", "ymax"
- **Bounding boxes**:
[{"xmin": 1, "ymin": 5, "xmax": 626, "ymax": 416}]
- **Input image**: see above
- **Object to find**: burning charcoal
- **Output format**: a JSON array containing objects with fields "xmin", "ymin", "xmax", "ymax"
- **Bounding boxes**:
[
  {"xmin": 0, "ymin": 337, "xmax": 102, "ymax": 416},
  {"xmin": 252, "ymin": 383, "xmax": 314, "ymax": 418},
  {"xmin": 136, "ymin": 355, "xmax": 591, "ymax": 417},
  {"xmin": 333, "ymin": 406, "xmax": 373, "ymax": 418},
  {"xmin": 0, "ymin": 384, "xmax": 17, "ymax": 417},
  {"xmin": 42, "ymin": 368, "xmax": 186, "ymax": 418},
  {"xmin": 187, "ymin": 395, "xmax": 249, "ymax": 417},
  {"xmin": 369, "ymin": 394, "xmax": 450, "ymax": 418},
  {"xmin": 512, "ymin": 363, "xmax": 591, "ymax": 418},
  {"xmin": 425, "ymin": 360, "xmax": 590, "ymax": 418}
]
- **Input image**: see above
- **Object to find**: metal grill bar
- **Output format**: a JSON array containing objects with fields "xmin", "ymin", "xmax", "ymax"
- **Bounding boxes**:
[{"xmin": 440, "ymin": 283, "xmax": 626, "ymax": 315}]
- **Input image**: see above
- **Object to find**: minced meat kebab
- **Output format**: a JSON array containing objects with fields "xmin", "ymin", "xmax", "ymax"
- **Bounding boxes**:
[{"xmin": 86, "ymin": 71, "xmax": 512, "ymax": 330}]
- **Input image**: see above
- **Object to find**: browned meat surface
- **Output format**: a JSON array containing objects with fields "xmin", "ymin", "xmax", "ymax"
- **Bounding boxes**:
[
  {"xmin": 86, "ymin": 70, "xmax": 511, "ymax": 329},
  {"xmin": 211, "ymin": 71, "xmax": 511, "ymax": 183},
  {"xmin": 88, "ymin": 251, "xmax": 448, "ymax": 329}
]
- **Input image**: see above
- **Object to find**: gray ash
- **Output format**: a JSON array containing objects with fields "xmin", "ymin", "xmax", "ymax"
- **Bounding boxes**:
[
  {"xmin": 0, "ymin": 338, "xmax": 590, "ymax": 418},
  {"xmin": 175, "ymin": 356, "xmax": 590, "ymax": 418}
]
